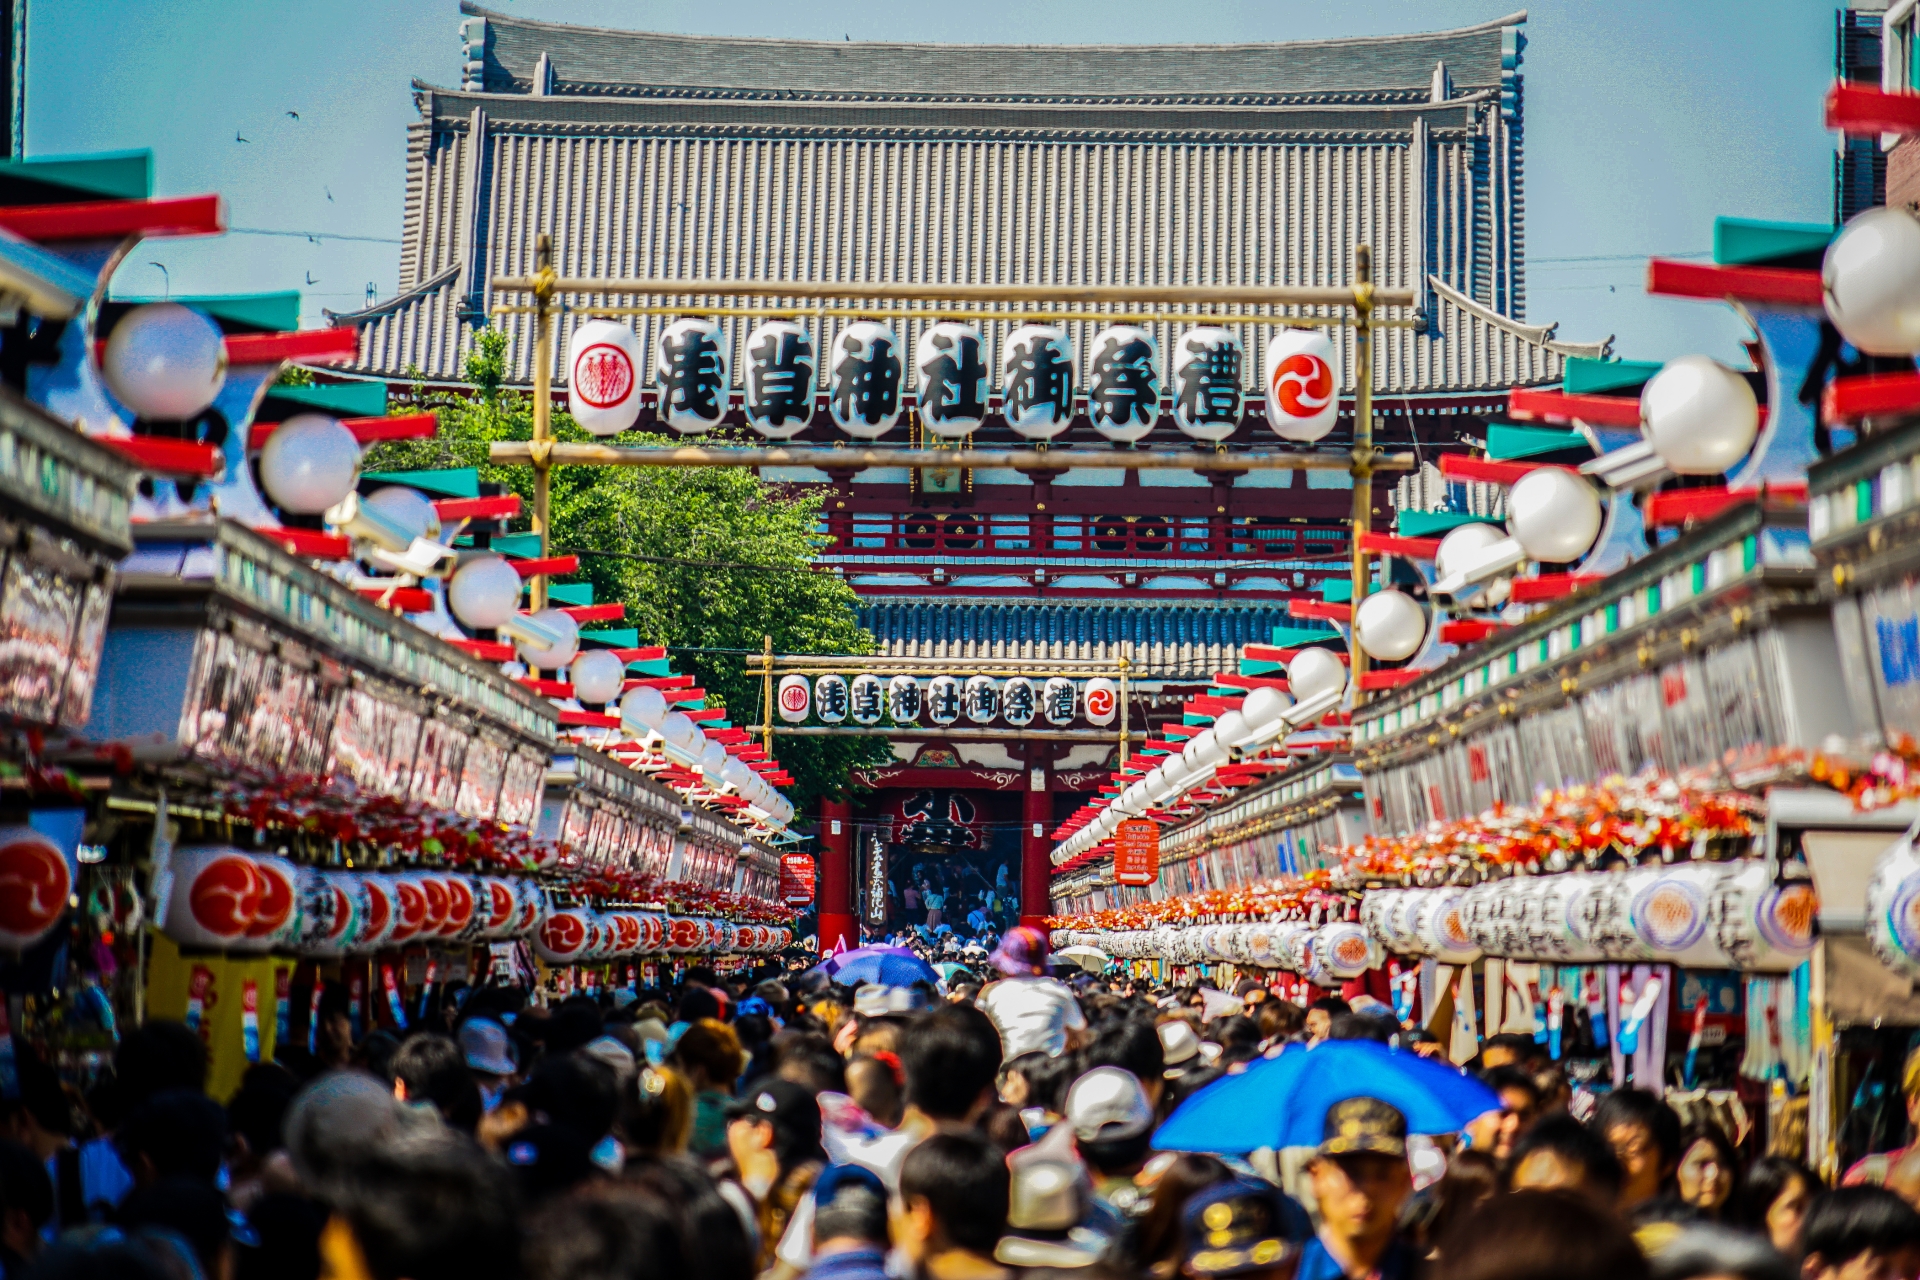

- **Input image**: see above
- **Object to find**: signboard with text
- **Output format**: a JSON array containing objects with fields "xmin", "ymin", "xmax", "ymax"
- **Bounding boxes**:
[
  {"xmin": 1113, "ymin": 819, "xmax": 1161, "ymax": 886},
  {"xmin": 779, "ymin": 853, "xmax": 817, "ymax": 905}
]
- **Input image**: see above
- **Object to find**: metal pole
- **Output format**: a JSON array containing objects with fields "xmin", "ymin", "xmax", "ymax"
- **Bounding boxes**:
[
  {"xmin": 529, "ymin": 232, "xmax": 556, "ymax": 612},
  {"xmin": 1118, "ymin": 644, "xmax": 1131, "ymax": 766},
  {"xmin": 1350, "ymin": 245, "xmax": 1375, "ymax": 708},
  {"xmin": 761, "ymin": 634, "xmax": 774, "ymax": 756}
]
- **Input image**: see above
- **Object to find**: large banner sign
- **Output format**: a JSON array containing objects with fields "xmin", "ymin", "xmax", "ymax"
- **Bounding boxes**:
[{"xmin": 772, "ymin": 673, "xmax": 1121, "ymax": 730}]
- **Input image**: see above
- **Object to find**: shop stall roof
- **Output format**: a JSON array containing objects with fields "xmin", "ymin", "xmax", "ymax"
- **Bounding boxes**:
[{"xmin": 0, "ymin": 150, "xmax": 152, "ymax": 204}]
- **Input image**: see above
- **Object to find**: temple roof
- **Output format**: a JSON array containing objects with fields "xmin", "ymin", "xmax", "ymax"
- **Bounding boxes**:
[{"xmin": 460, "ymin": 3, "xmax": 1525, "ymax": 104}]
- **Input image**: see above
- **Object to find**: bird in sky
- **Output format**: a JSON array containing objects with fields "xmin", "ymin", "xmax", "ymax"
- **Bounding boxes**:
[
  {"xmin": 235, "ymin": 131, "xmax": 249, "ymax": 143},
  {"xmin": 286, "ymin": 110, "xmax": 300, "ymax": 120},
  {"xmin": 324, "ymin": 186, "xmax": 334, "ymax": 202},
  {"xmin": 306, "ymin": 271, "xmax": 319, "ymax": 285}
]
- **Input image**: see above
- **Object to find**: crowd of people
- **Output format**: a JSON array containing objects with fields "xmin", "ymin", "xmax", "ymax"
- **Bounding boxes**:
[
  {"xmin": 0, "ymin": 926, "xmax": 1910, "ymax": 1280},
  {"xmin": 894, "ymin": 861, "xmax": 1015, "ymax": 938}
]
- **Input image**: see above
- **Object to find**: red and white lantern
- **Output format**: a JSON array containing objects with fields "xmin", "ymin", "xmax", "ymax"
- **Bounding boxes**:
[
  {"xmin": 567, "ymin": 319, "xmax": 643, "ymax": 436},
  {"xmin": 0, "ymin": 827, "xmax": 72, "ymax": 951},
  {"xmin": 1264, "ymin": 330, "xmax": 1339, "ymax": 442},
  {"xmin": 162, "ymin": 847, "xmax": 264, "ymax": 949}
]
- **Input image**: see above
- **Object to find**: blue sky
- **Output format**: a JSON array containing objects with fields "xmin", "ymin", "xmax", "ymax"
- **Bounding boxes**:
[{"xmin": 33, "ymin": 0, "xmax": 1834, "ymax": 363}]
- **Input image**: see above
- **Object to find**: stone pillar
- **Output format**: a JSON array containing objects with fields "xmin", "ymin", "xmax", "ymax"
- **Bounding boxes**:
[
  {"xmin": 818, "ymin": 796, "xmax": 856, "ymax": 955},
  {"xmin": 1020, "ymin": 763, "xmax": 1052, "ymax": 931}
]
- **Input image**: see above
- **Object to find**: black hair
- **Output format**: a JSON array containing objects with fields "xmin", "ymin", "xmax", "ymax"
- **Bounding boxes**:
[
  {"xmin": 117, "ymin": 1175, "xmax": 231, "ymax": 1278},
  {"xmin": 676, "ymin": 987, "xmax": 722, "ymax": 1024},
  {"xmin": 521, "ymin": 1052, "xmax": 619, "ymax": 1144},
  {"xmin": 1083, "ymin": 1019, "xmax": 1164, "ymax": 1084},
  {"xmin": 27, "ymin": 1233, "xmax": 177, "ymax": 1280},
  {"xmin": 523, "ymin": 1184, "xmax": 686, "ymax": 1280},
  {"xmin": 1507, "ymin": 1113, "xmax": 1624, "ymax": 1198},
  {"xmin": 1308, "ymin": 997, "xmax": 1351, "ymax": 1015},
  {"xmin": 899, "ymin": 1005, "xmax": 1001, "ymax": 1121},
  {"xmin": 1080, "ymin": 1130, "xmax": 1154, "ymax": 1176},
  {"xmin": 813, "ymin": 1183, "xmax": 890, "ymax": 1248},
  {"xmin": 1435, "ymin": 1188, "xmax": 1649, "ymax": 1280},
  {"xmin": 899, "ymin": 1132, "xmax": 1010, "ymax": 1258},
  {"xmin": 235, "ymin": 1192, "xmax": 328, "ymax": 1280},
  {"xmin": 1329, "ymin": 1012, "xmax": 1397, "ymax": 1044},
  {"xmin": 115, "ymin": 1088, "xmax": 228, "ymax": 1184},
  {"xmin": 390, "ymin": 1034, "xmax": 482, "ymax": 1133},
  {"xmin": 0, "ymin": 1138, "xmax": 51, "ymax": 1230},
  {"xmin": 111, "ymin": 1021, "xmax": 208, "ymax": 1112},
  {"xmin": 361, "ymin": 1030, "xmax": 402, "ymax": 1084},
  {"xmin": 1675, "ymin": 1121, "xmax": 1744, "ymax": 1220},
  {"xmin": 1017, "ymin": 1051, "xmax": 1082, "ymax": 1116},
  {"xmin": 228, "ymin": 1063, "xmax": 299, "ymax": 1161},
  {"xmin": 1801, "ymin": 1187, "xmax": 1920, "ymax": 1268},
  {"xmin": 1482, "ymin": 1064, "xmax": 1544, "ymax": 1104},
  {"xmin": 1483, "ymin": 1032, "xmax": 1540, "ymax": 1060},
  {"xmin": 1744, "ymin": 1156, "xmax": 1816, "ymax": 1234},
  {"xmin": 622, "ymin": 1156, "xmax": 755, "ymax": 1280},
  {"xmin": 1592, "ymin": 1087, "xmax": 1684, "ymax": 1166},
  {"xmin": 329, "ymin": 1131, "xmax": 521, "ymax": 1280},
  {"xmin": 14, "ymin": 1041, "xmax": 72, "ymax": 1136}
]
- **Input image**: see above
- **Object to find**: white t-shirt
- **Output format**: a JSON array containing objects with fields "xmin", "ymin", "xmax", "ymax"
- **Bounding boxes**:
[{"xmin": 977, "ymin": 974, "xmax": 1086, "ymax": 1059}]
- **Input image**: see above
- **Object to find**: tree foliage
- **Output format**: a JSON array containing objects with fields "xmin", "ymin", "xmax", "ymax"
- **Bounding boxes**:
[{"xmin": 361, "ymin": 331, "xmax": 889, "ymax": 809}]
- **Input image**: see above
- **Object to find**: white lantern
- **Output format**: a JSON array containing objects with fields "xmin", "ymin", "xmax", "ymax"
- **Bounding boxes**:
[
  {"xmin": 927, "ymin": 675, "xmax": 962, "ymax": 725},
  {"xmin": 1414, "ymin": 888, "xmax": 1481, "ymax": 964},
  {"xmin": 1433, "ymin": 522, "xmax": 1510, "ymax": 604},
  {"xmin": 1507, "ymin": 468, "xmax": 1603, "ymax": 565},
  {"xmin": 655, "ymin": 317, "xmax": 729, "ymax": 433},
  {"xmin": 1264, "ymin": 329, "xmax": 1339, "ymax": 441},
  {"xmin": 1086, "ymin": 325, "xmax": 1161, "ymax": 443},
  {"xmin": 1287, "ymin": 647, "xmax": 1347, "ymax": 705},
  {"xmin": 1354, "ymin": 589, "xmax": 1426, "ymax": 663},
  {"xmin": 721, "ymin": 757, "xmax": 754, "ymax": 794},
  {"xmin": 1868, "ymin": 831, "xmax": 1920, "ymax": 981},
  {"xmin": 447, "ymin": 556, "xmax": 523, "ymax": 630},
  {"xmin": 1627, "ymin": 863, "xmax": 1724, "ymax": 967},
  {"xmin": 515, "ymin": 607, "xmax": 579, "ymax": 669},
  {"xmin": 828, "ymin": 321, "xmax": 904, "ymax": 439},
  {"xmin": 1041, "ymin": 677, "xmax": 1076, "ymax": 726},
  {"xmin": 259, "ymin": 414, "xmax": 360, "ymax": 514},
  {"xmin": 1001, "ymin": 676, "xmax": 1036, "ymax": 727},
  {"xmin": 1082, "ymin": 677, "xmax": 1119, "ymax": 727},
  {"xmin": 1002, "ymin": 325, "xmax": 1075, "ymax": 441},
  {"xmin": 534, "ymin": 908, "xmax": 595, "ymax": 965},
  {"xmin": 742, "ymin": 320, "xmax": 815, "ymax": 438},
  {"xmin": 566, "ymin": 318, "xmax": 644, "ymax": 436},
  {"xmin": 1315, "ymin": 922, "xmax": 1381, "ymax": 980},
  {"xmin": 963, "ymin": 675, "xmax": 1000, "ymax": 724},
  {"xmin": 1569, "ymin": 871, "xmax": 1654, "ymax": 962},
  {"xmin": 1184, "ymin": 730, "xmax": 1226, "ymax": 770},
  {"xmin": 621, "ymin": 685, "xmax": 669, "ymax": 735},
  {"xmin": 101, "ymin": 302, "xmax": 228, "ymax": 421},
  {"xmin": 570, "ymin": 649, "xmax": 626, "ymax": 706},
  {"xmin": 1241, "ymin": 685, "xmax": 1293, "ymax": 741},
  {"xmin": 362, "ymin": 485, "xmax": 440, "ymax": 543},
  {"xmin": 850, "ymin": 674, "xmax": 884, "ymax": 725},
  {"xmin": 777, "ymin": 674, "xmax": 812, "ymax": 724},
  {"xmin": 1712, "ymin": 860, "xmax": 1818, "ymax": 973},
  {"xmin": 915, "ymin": 323, "xmax": 988, "ymax": 438},
  {"xmin": 814, "ymin": 673, "xmax": 849, "ymax": 724},
  {"xmin": 1641, "ymin": 355, "xmax": 1759, "ymax": 476},
  {"xmin": 1823, "ymin": 206, "xmax": 1920, "ymax": 356},
  {"xmin": 1170, "ymin": 327, "xmax": 1244, "ymax": 442},
  {"xmin": 1213, "ymin": 709, "xmax": 1250, "ymax": 751},
  {"xmin": 699, "ymin": 740, "xmax": 727, "ymax": 782}
]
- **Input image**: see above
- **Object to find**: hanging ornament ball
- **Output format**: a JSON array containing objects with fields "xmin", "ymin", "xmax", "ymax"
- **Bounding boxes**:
[
  {"xmin": 621, "ymin": 684, "xmax": 669, "ymax": 732},
  {"xmin": 1507, "ymin": 467, "xmax": 1603, "ymax": 564},
  {"xmin": 570, "ymin": 649, "xmax": 626, "ymax": 706},
  {"xmin": 1640, "ymin": 355, "xmax": 1758, "ymax": 476},
  {"xmin": 101, "ymin": 302, "xmax": 228, "ymax": 421},
  {"xmin": 1241, "ymin": 684, "xmax": 1293, "ymax": 735},
  {"xmin": 516, "ymin": 607, "xmax": 580, "ymax": 670},
  {"xmin": 1353, "ymin": 589, "xmax": 1427, "ymax": 662},
  {"xmin": 447, "ymin": 556, "xmax": 523, "ymax": 630},
  {"xmin": 1287, "ymin": 646, "xmax": 1348, "ymax": 704},
  {"xmin": 362, "ymin": 485, "xmax": 440, "ymax": 543},
  {"xmin": 259, "ymin": 414, "xmax": 361, "ymax": 514},
  {"xmin": 1434, "ymin": 522, "xmax": 1506, "ymax": 584},
  {"xmin": 1824, "ymin": 206, "xmax": 1920, "ymax": 356}
]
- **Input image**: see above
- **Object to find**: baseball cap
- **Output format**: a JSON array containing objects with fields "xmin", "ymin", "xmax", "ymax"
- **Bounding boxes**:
[
  {"xmin": 995, "ymin": 1127, "xmax": 1107, "ymax": 1268},
  {"xmin": 1180, "ymin": 1179, "xmax": 1311, "ymax": 1277},
  {"xmin": 852, "ymin": 984, "xmax": 929, "ymax": 1018},
  {"xmin": 1064, "ymin": 1066, "xmax": 1153, "ymax": 1143},
  {"xmin": 814, "ymin": 1160, "xmax": 887, "ymax": 1210},
  {"xmin": 990, "ymin": 926, "xmax": 1050, "ymax": 976},
  {"xmin": 724, "ymin": 1078, "xmax": 823, "ymax": 1142},
  {"xmin": 459, "ymin": 1017, "xmax": 518, "ymax": 1077},
  {"xmin": 1317, "ymin": 1096, "xmax": 1408, "ymax": 1159},
  {"xmin": 1159, "ymin": 1020, "xmax": 1202, "ymax": 1071}
]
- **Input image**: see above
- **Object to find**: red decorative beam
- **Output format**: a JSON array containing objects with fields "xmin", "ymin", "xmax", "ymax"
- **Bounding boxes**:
[
  {"xmin": 224, "ymin": 327, "xmax": 360, "ymax": 367},
  {"xmin": 1288, "ymin": 599, "xmax": 1351, "ymax": 623},
  {"xmin": 1244, "ymin": 643, "xmax": 1349, "ymax": 664},
  {"xmin": 101, "ymin": 436, "xmax": 220, "ymax": 477},
  {"xmin": 356, "ymin": 586, "xmax": 434, "ymax": 612},
  {"xmin": 0, "ymin": 194, "xmax": 225, "ymax": 242},
  {"xmin": 1507, "ymin": 574, "xmax": 1604, "ymax": 604},
  {"xmin": 1823, "ymin": 372, "xmax": 1920, "ymax": 424},
  {"xmin": 622, "ymin": 675, "xmax": 696, "ymax": 690},
  {"xmin": 1211, "ymin": 674, "xmax": 1292, "ymax": 692},
  {"xmin": 1184, "ymin": 695, "xmax": 1243, "ymax": 716},
  {"xmin": 249, "ymin": 412, "xmax": 437, "ymax": 451},
  {"xmin": 556, "ymin": 603, "xmax": 624, "ymax": 622},
  {"xmin": 1358, "ymin": 669, "xmax": 1424, "ymax": 691},
  {"xmin": 1439, "ymin": 619, "xmax": 1505, "ymax": 644},
  {"xmin": 433, "ymin": 494, "xmax": 522, "ymax": 521},
  {"xmin": 1508, "ymin": 387, "xmax": 1642, "ymax": 427},
  {"xmin": 510, "ymin": 556, "xmax": 581, "ymax": 578},
  {"xmin": 257, "ymin": 527, "xmax": 351, "ymax": 559},
  {"xmin": 685, "ymin": 708, "xmax": 725, "ymax": 723},
  {"xmin": 1827, "ymin": 82, "xmax": 1920, "ymax": 137},
  {"xmin": 1358, "ymin": 532, "xmax": 1443, "ymax": 559},
  {"xmin": 1440, "ymin": 454, "xmax": 1577, "ymax": 486},
  {"xmin": 557, "ymin": 709, "xmax": 621, "ymax": 728},
  {"xmin": 448, "ymin": 639, "xmax": 515, "ymax": 662},
  {"xmin": 517, "ymin": 678, "xmax": 573, "ymax": 698},
  {"xmin": 1647, "ymin": 258, "xmax": 1823, "ymax": 307}
]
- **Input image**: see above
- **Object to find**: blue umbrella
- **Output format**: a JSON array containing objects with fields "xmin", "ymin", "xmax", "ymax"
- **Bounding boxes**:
[
  {"xmin": 1153, "ymin": 1039, "xmax": 1502, "ymax": 1155},
  {"xmin": 813, "ymin": 946, "xmax": 941, "ymax": 988}
]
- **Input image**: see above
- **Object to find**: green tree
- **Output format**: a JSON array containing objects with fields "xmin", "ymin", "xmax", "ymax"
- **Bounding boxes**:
[{"xmin": 362, "ymin": 330, "xmax": 888, "ymax": 809}]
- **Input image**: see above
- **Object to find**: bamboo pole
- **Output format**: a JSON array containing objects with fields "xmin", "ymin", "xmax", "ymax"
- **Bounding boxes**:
[
  {"xmin": 528, "ymin": 234, "xmax": 556, "ymax": 612},
  {"xmin": 491, "ymin": 275, "xmax": 1419, "ymax": 309},
  {"xmin": 491, "ymin": 301, "xmax": 1420, "ymax": 329},
  {"xmin": 490, "ymin": 442, "xmax": 1416, "ymax": 473},
  {"xmin": 1350, "ymin": 245, "xmax": 1374, "ymax": 707}
]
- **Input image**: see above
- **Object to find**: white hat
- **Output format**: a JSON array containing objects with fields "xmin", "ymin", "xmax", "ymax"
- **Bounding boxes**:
[
  {"xmin": 1064, "ymin": 1066, "xmax": 1153, "ymax": 1143},
  {"xmin": 1158, "ymin": 1020, "xmax": 1202, "ymax": 1071}
]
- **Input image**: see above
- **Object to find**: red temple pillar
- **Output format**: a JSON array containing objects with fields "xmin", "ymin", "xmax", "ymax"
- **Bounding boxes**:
[
  {"xmin": 1020, "ymin": 764, "xmax": 1052, "ymax": 931},
  {"xmin": 818, "ymin": 796, "xmax": 856, "ymax": 955}
]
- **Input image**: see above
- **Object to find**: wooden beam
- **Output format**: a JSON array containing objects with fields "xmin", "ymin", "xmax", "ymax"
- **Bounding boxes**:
[
  {"xmin": 490, "ymin": 441, "xmax": 1414, "ymax": 473},
  {"xmin": 491, "ymin": 274, "xmax": 1418, "ymax": 310}
]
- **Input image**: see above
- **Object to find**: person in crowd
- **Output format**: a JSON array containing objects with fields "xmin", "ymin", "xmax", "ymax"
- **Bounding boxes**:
[
  {"xmin": 1746, "ymin": 1156, "xmax": 1817, "ymax": 1257},
  {"xmin": 806, "ymin": 1163, "xmax": 892, "ymax": 1280},
  {"xmin": 1083, "ymin": 1019, "xmax": 1168, "ymax": 1115},
  {"xmin": 925, "ymin": 885, "xmax": 946, "ymax": 931},
  {"xmin": 387, "ymin": 1033, "xmax": 482, "ymax": 1133},
  {"xmin": 1799, "ymin": 1186, "xmax": 1920, "ymax": 1280},
  {"xmin": 1407, "ymin": 1148, "xmax": 1499, "ymax": 1258},
  {"xmin": 225, "ymin": 1062, "xmax": 300, "ymax": 1212},
  {"xmin": 1176, "ymin": 1177, "xmax": 1312, "ymax": 1280},
  {"xmin": 1505, "ymin": 1113, "xmax": 1624, "ymax": 1207},
  {"xmin": 1592, "ymin": 1086, "xmax": 1684, "ymax": 1214},
  {"xmin": 321, "ymin": 1128, "xmax": 521, "ymax": 1280},
  {"xmin": 1298, "ymin": 1098, "xmax": 1417, "ymax": 1280},
  {"xmin": 1063, "ymin": 1067, "xmax": 1156, "ymax": 1212},
  {"xmin": 620, "ymin": 1063, "xmax": 694, "ymax": 1161},
  {"xmin": 1302, "ymin": 998, "xmax": 1349, "ymax": 1046},
  {"xmin": 1434, "ymin": 1188, "xmax": 1650, "ymax": 1280},
  {"xmin": 1844, "ymin": 1047, "xmax": 1920, "ymax": 1186},
  {"xmin": 1643, "ymin": 1225, "xmax": 1797, "ymax": 1280},
  {"xmin": 1673, "ymin": 1121, "xmax": 1743, "ymax": 1224},
  {"xmin": 672, "ymin": 1017, "xmax": 749, "ymax": 1158},
  {"xmin": 1478, "ymin": 1034, "xmax": 1540, "ymax": 1073},
  {"xmin": 893, "ymin": 1131, "xmax": 1011, "ymax": 1280},
  {"xmin": 726, "ymin": 1078, "xmax": 827, "ymax": 1270},
  {"xmin": 0, "ymin": 1139, "xmax": 50, "ymax": 1274},
  {"xmin": 1130, "ymin": 1152, "xmax": 1233, "ymax": 1277},
  {"xmin": 521, "ymin": 1182, "xmax": 691, "ymax": 1280},
  {"xmin": 977, "ymin": 928, "xmax": 1087, "ymax": 1061},
  {"xmin": 845, "ymin": 1054, "xmax": 905, "ymax": 1130},
  {"xmin": 1463, "ymin": 1066, "xmax": 1541, "ymax": 1163}
]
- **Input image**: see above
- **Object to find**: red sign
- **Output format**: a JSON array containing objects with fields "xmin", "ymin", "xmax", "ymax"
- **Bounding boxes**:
[
  {"xmin": 1113, "ymin": 819, "xmax": 1160, "ymax": 886},
  {"xmin": 780, "ymin": 853, "xmax": 818, "ymax": 905},
  {"xmin": 573, "ymin": 343, "xmax": 635, "ymax": 408}
]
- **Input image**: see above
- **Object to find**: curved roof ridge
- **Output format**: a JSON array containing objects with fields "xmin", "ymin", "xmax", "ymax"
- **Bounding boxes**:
[
  {"xmin": 458, "ymin": 3, "xmax": 1526, "ymax": 57},
  {"xmin": 1427, "ymin": 276, "xmax": 1612, "ymax": 362}
]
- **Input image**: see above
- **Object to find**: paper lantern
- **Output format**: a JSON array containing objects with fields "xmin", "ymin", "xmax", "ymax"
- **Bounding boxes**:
[
  {"xmin": 570, "ymin": 650, "xmax": 626, "ymax": 707},
  {"xmin": 162, "ymin": 848, "xmax": 263, "ymax": 949},
  {"xmin": 233, "ymin": 855, "xmax": 300, "ymax": 953},
  {"xmin": 669, "ymin": 916, "xmax": 707, "ymax": 953},
  {"xmin": 1287, "ymin": 647, "xmax": 1348, "ymax": 705},
  {"xmin": 101, "ymin": 303, "xmax": 227, "ymax": 421},
  {"xmin": 387, "ymin": 875, "xmax": 428, "ymax": 946},
  {"xmin": 964, "ymin": 676, "xmax": 1001, "ymax": 725},
  {"xmin": 655, "ymin": 317, "xmax": 729, "ymax": 433},
  {"xmin": 1523, "ymin": 874, "xmax": 1602, "ymax": 963},
  {"xmin": 1263, "ymin": 330, "xmax": 1338, "ymax": 442},
  {"xmin": 1245, "ymin": 924, "xmax": 1280, "ymax": 969},
  {"xmin": 478, "ymin": 878, "xmax": 519, "ymax": 940},
  {"xmin": 1713, "ymin": 860, "xmax": 1818, "ymax": 973},
  {"xmin": 515, "ymin": 608, "xmax": 580, "ymax": 670},
  {"xmin": 814, "ymin": 674, "xmax": 849, "ymax": 724},
  {"xmin": 916, "ymin": 323, "xmax": 989, "ymax": 438},
  {"xmin": 259, "ymin": 415, "xmax": 360, "ymax": 514},
  {"xmin": 1627, "ymin": 864, "xmax": 1722, "ymax": 966},
  {"xmin": 1170, "ymin": 327, "xmax": 1245, "ymax": 442},
  {"xmin": 828, "ymin": 322, "xmax": 904, "ymax": 439},
  {"xmin": 535, "ymin": 908, "xmax": 594, "ymax": 965},
  {"xmin": 612, "ymin": 912, "xmax": 644, "ymax": 955},
  {"xmin": 566, "ymin": 319, "xmax": 644, "ymax": 435},
  {"xmin": 621, "ymin": 685, "xmax": 669, "ymax": 738},
  {"xmin": 849, "ymin": 674, "xmax": 885, "ymax": 726},
  {"xmin": 512, "ymin": 879, "xmax": 546, "ymax": 939},
  {"xmin": 1087, "ymin": 325, "xmax": 1161, "ymax": 442},
  {"xmin": 1868, "ymin": 833, "xmax": 1920, "ymax": 981},
  {"xmin": 1508, "ymin": 468, "xmax": 1603, "ymax": 565},
  {"xmin": 1002, "ymin": 325, "xmax": 1075, "ymax": 441},
  {"xmin": 448, "ymin": 557, "xmax": 523, "ymax": 631},
  {"xmin": 1353, "ymin": 589, "xmax": 1426, "ymax": 663},
  {"xmin": 1083, "ymin": 678, "xmax": 1118, "ymax": 727},
  {"xmin": 742, "ymin": 320, "xmax": 815, "ymax": 438},
  {"xmin": 1041, "ymin": 677, "xmax": 1076, "ymax": 726},
  {"xmin": 440, "ymin": 875, "xmax": 480, "ymax": 940},
  {"xmin": 1414, "ymin": 889, "xmax": 1481, "ymax": 964},
  {"xmin": 1569, "ymin": 871, "xmax": 1654, "ymax": 962},
  {"xmin": 927, "ymin": 675, "xmax": 962, "ymax": 726},
  {"xmin": 357, "ymin": 875, "xmax": 399, "ymax": 951},
  {"xmin": 1315, "ymin": 922, "xmax": 1381, "ymax": 981},
  {"xmin": 1641, "ymin": 356, "xmax": 1758, "ymax": 476},
  {"xmin": 300, "ymin": 872, "xmax": 363, "ymax": 956},
  {"xmin": 1823, "ymin": 206, "xmax": 1920, "ymax": 356},
  {"xmin": 0, "ymin": 828, "xmax": 72, "ymax": 951}
]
